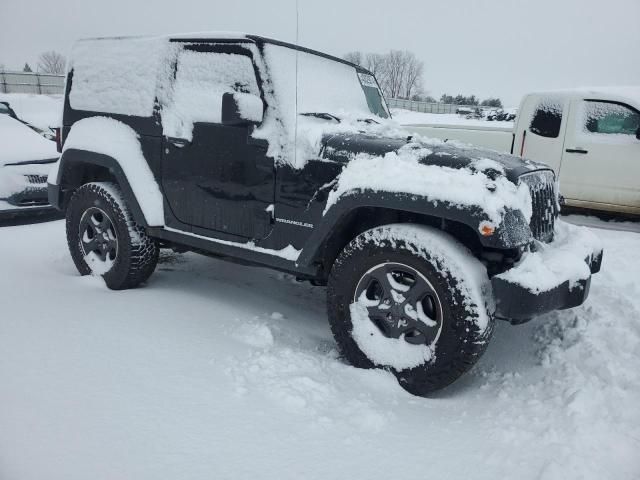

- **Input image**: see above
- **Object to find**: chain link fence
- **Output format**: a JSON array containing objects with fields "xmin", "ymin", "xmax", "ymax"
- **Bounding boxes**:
[
  {"xmin": 387, "ymin": 98, "xmax": 488, "ymax": 115},
  {"xmin": 0, "ymin": 71, "xmax": 65, "ymax": 95}
]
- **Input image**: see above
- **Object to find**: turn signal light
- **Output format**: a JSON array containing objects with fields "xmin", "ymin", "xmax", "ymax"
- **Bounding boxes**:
[{"xmin": 479, "ymin": 222, "xmax": 496, "ymax": 237}]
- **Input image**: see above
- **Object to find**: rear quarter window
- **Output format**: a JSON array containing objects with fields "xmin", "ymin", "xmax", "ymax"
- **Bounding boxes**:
[
  {"xmin": 582, "ymin": 100, "xmax": 640, "ymax": 136},
  {"xmin": 529, "ymin": 99, "xmax": 563, "ymax": 138}
]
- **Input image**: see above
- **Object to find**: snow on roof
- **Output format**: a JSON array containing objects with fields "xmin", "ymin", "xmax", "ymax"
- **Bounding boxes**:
[
  {"xmin": 76, "ymin": 31, "xmax": 252, "ymax": 43},
  {"xmin": 167, "ymin": 31, "xmax": 252, "ymax": 40},
  {"xmin": 69, "ymin": 36, "xmax": 168, "ymax": 117},
  {"xmin": 528, "ymin": 86, "xmax": 640, "ymax": 109}
]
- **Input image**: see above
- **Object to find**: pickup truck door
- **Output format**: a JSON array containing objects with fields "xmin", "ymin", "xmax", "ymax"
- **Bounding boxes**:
[
  {"xmin": 513, "ymin": 95, "xmax": 570, "ymax": 172},
  {"xmin": 161, "ymin": 43, "xmax": 274, "ymax": 239},
  {"xmin": 559, "ymin": 99, "xmax": 640, "ymax": 211}
]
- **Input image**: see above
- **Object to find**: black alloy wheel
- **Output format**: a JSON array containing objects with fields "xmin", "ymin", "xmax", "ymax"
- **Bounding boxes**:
[
  {"xmin": 353, "ymin": 262, "xmax": 443, "ymax": 347},
  {"xmin": 78, "ymin": 207, "xmax": 118, "ymax": 266}
]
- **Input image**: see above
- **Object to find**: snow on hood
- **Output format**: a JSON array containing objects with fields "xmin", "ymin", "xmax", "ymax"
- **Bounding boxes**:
[
  {"xmin": 0, "ymin": 115, "xmax": 58, "ymax": 166},
  {"xmin": 295, "ymin": 113, "xmax": 410, "ymax": 163},
  {"xmin": 323, "ymin": 141, "xmax": 533, "ymax": 225}
]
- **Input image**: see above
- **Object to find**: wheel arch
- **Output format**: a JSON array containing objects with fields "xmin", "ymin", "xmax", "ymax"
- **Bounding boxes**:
[
  {"xmin": 299, "ymin": 204, "xmax": 484, "ymax": 282},
  {"xmin": 53, "ymin": 148, "xmax": 149, "ymax": 227}
]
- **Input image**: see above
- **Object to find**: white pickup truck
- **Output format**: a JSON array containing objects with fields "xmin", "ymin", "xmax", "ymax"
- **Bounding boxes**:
[{"xmin": 402, "ymin": 87, "xmax": 640, "ymax": 215}]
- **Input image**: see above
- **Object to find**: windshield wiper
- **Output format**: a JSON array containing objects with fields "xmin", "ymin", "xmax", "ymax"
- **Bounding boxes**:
[
  {"xmin": 357, "ymin": 118, "xmax": 380, "ymax": 125},
  {"xmin": 300, "ymin": 112, "xmax": 341, "ymax": 122}
]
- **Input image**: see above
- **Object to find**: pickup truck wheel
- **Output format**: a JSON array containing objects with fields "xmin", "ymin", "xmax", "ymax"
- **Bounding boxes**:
[
  {"xmin": 327, "ymin": 224, "xmax": 494, "ymax": 396},
  {"xmin": 66, "ymin": 182, "xmax": 159, "ymax": 290}
]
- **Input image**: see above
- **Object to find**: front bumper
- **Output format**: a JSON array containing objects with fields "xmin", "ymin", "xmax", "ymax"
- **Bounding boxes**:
[
  {"xmin": 48, "ymin": 182, "xmax": 62, "ymax": 210},
  {"xmin": 491, "ymin": 221, "xmax": 603, "ymax": 323},
  {"xmin": 0, "ymin": 161, "xmax": 56, "ymax": 214}
]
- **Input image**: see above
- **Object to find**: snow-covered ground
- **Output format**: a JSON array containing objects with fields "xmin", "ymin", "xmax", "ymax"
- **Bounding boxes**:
[
  {"xmin": 1, "ymin": 217, "xmax": 639, "ymax": 480},
  {"xmin": 392, "ymin": 108, "xmax": 515, "ymax": 128}
]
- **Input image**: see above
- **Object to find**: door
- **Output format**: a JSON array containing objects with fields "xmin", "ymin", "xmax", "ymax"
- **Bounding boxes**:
[
  {"xmin": 559, "ymin": 99, "xmax": 640, "ymax": 210},
  {"xmin": 161, "ymin": 43, "xmax": 274, "ymax": 239},
  {"xmin": 513, "ymin": 94, "xmax": 570, "ymax": 172}
]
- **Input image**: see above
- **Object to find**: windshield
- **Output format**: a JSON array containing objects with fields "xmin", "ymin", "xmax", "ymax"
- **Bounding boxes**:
[
  {"xmin": 294, "ymin": 49, "xmax": 390, "ymax": 120},
  {"xmin": 257, "ymin": 43, "xmax": 395, "ymax": 168},
  {"xmin": 357, "ymin": 73, "xmax": 389, "ymax": 118}
]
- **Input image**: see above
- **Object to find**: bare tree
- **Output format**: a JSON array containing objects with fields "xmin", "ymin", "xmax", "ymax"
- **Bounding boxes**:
[
  {"xmin": 342, "ymin": 49, "xmax": 425, "ymax": 100},
  {"xmin": 384, "ymin": 50, "xmax": 410, "ymax": 99},
  {"xmin": 364, "ymin": 53, "xmax": 387, "ymax": 79},
  {"xmin": 401, "ymin": 52, "xmax": 424, "ymax": 99},
  {"xmin": 37, "ymin": 51, "xmax": 66, "ymax": 74}
]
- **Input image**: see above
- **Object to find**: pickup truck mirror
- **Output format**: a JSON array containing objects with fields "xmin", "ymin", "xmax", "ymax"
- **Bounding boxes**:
[{"xmin": 221, "ymin": 92, "xmax": 264, "ymax": 126}]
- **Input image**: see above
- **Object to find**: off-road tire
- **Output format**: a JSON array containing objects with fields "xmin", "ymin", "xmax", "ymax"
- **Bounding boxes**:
[
  {"xmin": 66, "ymin": 182, "xmax": 159, "ymax": 290},
  {"xmin": 327, "ymin": 224, "xmax": 495, "ymax": 396}
]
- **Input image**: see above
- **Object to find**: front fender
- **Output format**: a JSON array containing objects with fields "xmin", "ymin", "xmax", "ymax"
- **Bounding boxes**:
[{"xmin": 296, "ymin": 190, "xmax": 532, "ymax": 269}]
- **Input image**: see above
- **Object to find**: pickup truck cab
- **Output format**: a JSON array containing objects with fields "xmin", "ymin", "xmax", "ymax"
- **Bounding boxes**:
[
  {"xmin": 403, "ymin": 88, "xmax": 640, "ymax": 216},
  {"xmin": 48, "ymin": 33, "xmax": 602, "ymax": 396}
]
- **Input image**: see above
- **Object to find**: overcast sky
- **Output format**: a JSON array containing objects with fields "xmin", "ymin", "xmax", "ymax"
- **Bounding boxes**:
[{"xmin": 1, "ymin": 0, "xmax": 639, "ymax": 105}]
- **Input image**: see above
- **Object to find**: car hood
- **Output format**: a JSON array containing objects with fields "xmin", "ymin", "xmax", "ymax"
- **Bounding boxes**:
[
  {"xmin": 320, "ymin": 132, "xmax": 548, "ymax": 183},
  {"xmin": 0, "ymin": 115, "xmax": 58, "ymax": 167}
]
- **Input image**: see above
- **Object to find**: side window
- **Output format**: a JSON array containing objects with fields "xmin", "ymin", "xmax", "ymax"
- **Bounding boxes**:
[
  {"xmin": 582, "ymin": 101, "xmax": 640, "ymax": 136},
  {"xmin": 529, "ymin": 99, "xmax": 563, "ymax": 138},
  {"xmin": 163, "ymin": 49, "xmax": 260, "ymax": 138}
]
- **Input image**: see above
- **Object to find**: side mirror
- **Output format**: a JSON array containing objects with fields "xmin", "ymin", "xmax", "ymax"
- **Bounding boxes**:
[
  {"xmin": 636, "ymin": 127, "xmax": 640, "ymax": 140},
  {"xmin": 222, "ymin": 92, "xmax": 264, "ymax": 126}
]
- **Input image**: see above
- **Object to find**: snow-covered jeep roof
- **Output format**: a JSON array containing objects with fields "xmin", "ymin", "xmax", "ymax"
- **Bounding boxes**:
[
  {"xmin": 74, "ymin": 31, "xmax": 366, "ymax": 74},
  {"xmin": 67, "ymin": 32, "xmax": 371, "ymax": 120}
]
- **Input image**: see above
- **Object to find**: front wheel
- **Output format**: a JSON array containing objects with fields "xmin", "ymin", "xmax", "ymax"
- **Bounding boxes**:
[
  {"xmin": 327, "ymin": 224, "xmax": 495, "ymax": 396},
  {"xmin": 66, "ymin": 182, "xmax": 159, "ymax": 290}
]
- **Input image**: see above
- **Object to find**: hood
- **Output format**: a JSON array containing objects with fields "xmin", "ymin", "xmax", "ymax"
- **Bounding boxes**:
[
  {"xmin": 0, "ymin": 115, "xmax": 58, "ymax": 167},
  {"xmin": 320, "ymin": 132, "xmax": 548, "ymax": 183}
]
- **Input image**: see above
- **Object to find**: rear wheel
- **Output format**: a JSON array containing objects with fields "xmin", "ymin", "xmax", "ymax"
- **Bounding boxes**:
[
  {"xmin": 66, "ymin": 182, "xmax": 159, "ymax": 290},
  {"xmin": 327, "ymin": 224, "xmax": 495, "ymax": 396}
]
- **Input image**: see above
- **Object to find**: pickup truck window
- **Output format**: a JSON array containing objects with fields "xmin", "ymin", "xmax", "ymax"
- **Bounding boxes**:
[
  {"xmin": 583, "ymin": 100, "xmax": 640, "ymax": 136},
  {"xmin": 529, "ymin": 100, "xmax": 562, "ymax": 138}
]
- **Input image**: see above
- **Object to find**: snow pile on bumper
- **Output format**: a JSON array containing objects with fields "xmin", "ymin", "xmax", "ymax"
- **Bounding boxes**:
[{"xmin": 492, "ymin": 220, "xmax": 603, "ymax": 321}]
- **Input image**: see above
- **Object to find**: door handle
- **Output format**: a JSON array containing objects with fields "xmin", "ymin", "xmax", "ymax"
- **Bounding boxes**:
[
  {"xmin": 565, "ymin": 148, "xmax": 588, "ymax": 154},
  {"xmin": 167, "ymin": 137, "xmax": 190, "ymax": 148}
]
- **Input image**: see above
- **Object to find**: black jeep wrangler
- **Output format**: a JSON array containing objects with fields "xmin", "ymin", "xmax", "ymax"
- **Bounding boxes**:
[{"xmin": 49, "ymin": 33, "xmax": 602, "ymax": 395}]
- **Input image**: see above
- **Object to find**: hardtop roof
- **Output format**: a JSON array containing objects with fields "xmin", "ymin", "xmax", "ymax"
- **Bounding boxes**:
[{"xmin": 75, "ymin": 32, "xmax": 372, "ymax": 76}]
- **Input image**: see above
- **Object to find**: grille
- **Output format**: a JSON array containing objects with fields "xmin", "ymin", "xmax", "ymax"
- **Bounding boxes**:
[
  {"xmin": 519, "ymin": 170, "xmax": 558, "ymax": 243},
  {"xmin": 25, "ymin": 174, "xmax": 48, "ymax": 184}
]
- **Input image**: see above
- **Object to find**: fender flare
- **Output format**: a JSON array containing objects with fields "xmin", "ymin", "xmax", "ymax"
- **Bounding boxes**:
[
  {"xmin": 296, "ymin": 190, "xmax": 531, "ymax": 269},
  {"xmin": 51, "ymin": 148, "xmax": 150, "ymax": 227}
]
